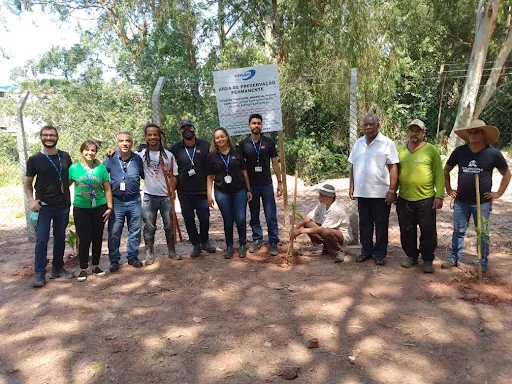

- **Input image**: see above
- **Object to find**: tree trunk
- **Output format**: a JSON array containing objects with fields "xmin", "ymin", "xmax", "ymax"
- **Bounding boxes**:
[
  {"xmin": 474, "ymin": 25, "xmax": 512, "ymax": 118},
  {"xmin": 448, "ymin": 0, "xmax": 500, "ymax": 150},
  {"xmin": 218, "ymin": 0, "xmax": 226, "ymax": 50}
]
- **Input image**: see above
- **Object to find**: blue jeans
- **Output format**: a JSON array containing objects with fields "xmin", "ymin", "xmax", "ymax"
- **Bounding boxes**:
[
  {"xmin": 449, "ymin": 200, "xmax": 491, "ymax": 266},
  {"xmin": 34, "ymin": 206, "xmax": 70, "ymax": 275},
  {"xmin": 142, "ymin": 194, "xmax": 173, "ymax": 245},
  {"xmin": 249, "ymin": 184, "xmax": 279, "ymax": 244},
  {"xmin": 178, "ymin": 193, "xmax": 210, "ymax": 245},
  {"xmin": 108, "ymin": 197, "xmax": 142, "ymax": 262},
  {"xmin": 214, "ymin": 188, "xmax": 247, "ymax": 246}
]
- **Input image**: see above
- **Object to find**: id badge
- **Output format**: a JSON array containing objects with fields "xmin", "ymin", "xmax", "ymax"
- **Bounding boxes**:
[
  {"xmin": 224, "ymin": 175, "xmax": 232, "ymax": 184},
  {"xmin": 188, "ymin": 169, "xmax": 196, "ymax": 176},
  {"xmin": 255, "ymin": 166, "xmax": 263, "ymax": 173},
  {"xmin": 120, "ymin": 182, "xmax": 126, "ymax": 191},
  {"xmin": 91, "ymin": 198, "xmax": 97, "ymax": 207}
]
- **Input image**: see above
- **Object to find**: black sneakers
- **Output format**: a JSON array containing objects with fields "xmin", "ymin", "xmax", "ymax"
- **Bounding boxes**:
[
  {"xmin": 77, "ymin": 270, "xmax": 88, "ymax": 282},
  {"xmin": 32, "ymin": 274, "xmax": 46, "ymax": 288},
  {"xmin": 249, "ymin": 239, "xmax": 263, "ymax": 253},
  {"xmin": 239, "ymin": 244, "xmax": 247, "ymax": 258},
  {"xmin": 92, "ymin": 266, "xmax": 106, "ymax": 276},
  {"xmin": 225, "ymin": 246, "xmax": 234, "ymax": 259},
  {"xmin": 128, "ymin": 258, "xmax": 143, "ymax": 268},
  {"xmin": 49, "ymin": 267, "xmax": 75, "ymax": 279},
  {"xmin": 201, "ymin": 241, "xmax": 216, "ymax": 253},
  {"xmin": 191, "ymin": 244, "xmax": 201, "ymax": 258},
  {"xmin": 109, "ymin": 261, "xmax": 120, "ymax": 273},
  {"xmin": 269, "ymin": 243, "xmax": 279, "ymax": 256}
]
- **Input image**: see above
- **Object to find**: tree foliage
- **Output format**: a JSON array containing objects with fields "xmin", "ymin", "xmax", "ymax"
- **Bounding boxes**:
[{"xmin": 7, "ymin": 0, "xmax": 512, "ymax": 183}]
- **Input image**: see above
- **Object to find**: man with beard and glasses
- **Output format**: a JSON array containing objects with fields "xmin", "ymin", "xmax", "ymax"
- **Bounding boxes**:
[
  {"xmin": 396, "ymin": 119, "xmax": 444, "ymax": 273},
  {"xmin": 348, "ymin": 114, "xmax": 399, "ymax": 266},
  {"xmin": 25, "ymin": 125, "xmax": 74, "ymax": 288},
  {"xmin": 239, "ymin": 114, "xmax": 283, "ymax": 256},
  {"xmin": 170, "ymin": 120, "xmax": 216, "ymax": 258}
]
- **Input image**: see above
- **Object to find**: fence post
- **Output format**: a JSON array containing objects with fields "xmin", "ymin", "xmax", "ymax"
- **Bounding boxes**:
[
  {"xmin": 152, "ymin": 76, "xmax": 166, "ymax": 127},
  {"xmin": 348, "ymin": 68, "xmax": 360, "ymax": 247},
  {"xmin": 15, "ymin": 91, "xmax": 35, "ymax": 241}
]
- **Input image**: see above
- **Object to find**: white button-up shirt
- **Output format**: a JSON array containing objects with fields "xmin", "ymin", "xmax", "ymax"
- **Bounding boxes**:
[
  {"xmin": 348, "ymin": 132, "xmax": 399, "ymax": 198},
  {"xmin": 307, "ymin": 201, "xmax": 353, "ymax": 243}
]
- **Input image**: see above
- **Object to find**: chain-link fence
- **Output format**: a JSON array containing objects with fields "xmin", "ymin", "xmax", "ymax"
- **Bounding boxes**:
[{"xmin": 1, "ymin": 68, "xmax": 511, "ymax": 263}]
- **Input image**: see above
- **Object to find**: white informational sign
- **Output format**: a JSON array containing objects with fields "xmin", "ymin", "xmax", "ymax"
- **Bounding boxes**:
[{"xmin": 213, "ymin": 64, "xmax": 283, "ymax": 136}]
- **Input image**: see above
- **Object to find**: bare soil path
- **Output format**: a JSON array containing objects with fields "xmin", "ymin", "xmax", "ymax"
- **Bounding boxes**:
[{"xmin": 1, "ymin": 176, "xmax": 512, "ymax": 384}]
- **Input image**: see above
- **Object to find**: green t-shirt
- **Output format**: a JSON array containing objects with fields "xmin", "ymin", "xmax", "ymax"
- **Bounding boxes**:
[
  {"xmin": 398, "ymin": 142, "xmax": 445, "ymax": 201},
  {"xmin": 69, "ymin": 163, "xmax": 110, "ymax": 208}
]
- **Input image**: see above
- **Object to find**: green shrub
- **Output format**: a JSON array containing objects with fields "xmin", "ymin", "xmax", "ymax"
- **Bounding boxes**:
[{"xmin": 284, "ymin": 135, "xmax": 350, "ymax": 185}]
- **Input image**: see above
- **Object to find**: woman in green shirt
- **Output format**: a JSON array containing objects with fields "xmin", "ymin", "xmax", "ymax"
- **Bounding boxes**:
[{"xmin": 69, "ymin": 140, "xmax": 113, "ymax": 281}]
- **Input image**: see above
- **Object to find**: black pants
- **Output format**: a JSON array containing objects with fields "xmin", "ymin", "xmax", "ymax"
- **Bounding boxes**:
[
  {"xmin": 178, "ymin": 193, "xmax": 210, "ymax": 245},
  {"xmin": 357, "ymin": 197, "xmax": 391, "ymax": 260},
  {"xmin": 74, "ymin": 205, "xmax": 108, "ymax": 269},
  {"xmin": 396, "ymin": 197, "xmax": 437, "ymax": 261}
]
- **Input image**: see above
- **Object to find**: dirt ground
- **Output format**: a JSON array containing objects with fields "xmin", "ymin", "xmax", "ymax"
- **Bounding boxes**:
[{"xmin": 1, "ymin": 177, "xmax": 512, "ymax": 384}]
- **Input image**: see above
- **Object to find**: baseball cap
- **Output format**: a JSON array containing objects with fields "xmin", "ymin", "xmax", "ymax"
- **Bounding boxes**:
[
  {"xmin": 180, "ymin": 119, "xmax": 195, "ymax": 129},
  {"xmin": 407, "ymin": 119, "xmax": 426, "ymax": 130}
]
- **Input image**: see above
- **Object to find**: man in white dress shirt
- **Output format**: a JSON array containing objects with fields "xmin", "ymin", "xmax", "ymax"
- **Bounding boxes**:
[{"xmin": 348, "ymin": 114, "xmax": 399, "ymax": 266}]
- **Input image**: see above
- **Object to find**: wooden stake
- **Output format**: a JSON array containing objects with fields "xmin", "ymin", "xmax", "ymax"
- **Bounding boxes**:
[
  {"xmin": 287, "ymin": 170, "xmax": 299, "ymax": 257},
  {"xmin": 475, "ymin": 174, "xmax": 482, "ymax": 280},
  {"xmin": 278, "ymin": 131, "xmax": 288, "ymax": 226}
]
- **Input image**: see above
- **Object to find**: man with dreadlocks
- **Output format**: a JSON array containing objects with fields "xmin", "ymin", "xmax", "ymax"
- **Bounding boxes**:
[{"xmin": 138, "ymin": 123, "xmax": 179, "ymax": 264}]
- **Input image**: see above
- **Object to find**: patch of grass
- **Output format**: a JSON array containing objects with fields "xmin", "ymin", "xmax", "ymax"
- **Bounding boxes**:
[{"xmin": 91, "ymin": 362, "xmax": 106, "ymax": 372}]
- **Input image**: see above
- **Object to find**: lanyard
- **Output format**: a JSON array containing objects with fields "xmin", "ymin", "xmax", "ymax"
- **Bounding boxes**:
[
  {"xmin": 250, "ymin": 137, "xmax": 262, "ymax": 164},
  {"xmin": 118, "ymin": 155, "xmax": 133, "ymax": 180},
  {"xmin": 218, "ymin": 152, "xmax": 230, "ymax": 175},
  {"xmin": 185, "ymin": 145, "xmax": 196, "ymax": 167},
  {"xmin": 80, "ymin": 163, "xmax": 96, "ymax": 197},
  {"xmin": 42, "ymin": 151, "xmax": 62, "ymax": 184}
]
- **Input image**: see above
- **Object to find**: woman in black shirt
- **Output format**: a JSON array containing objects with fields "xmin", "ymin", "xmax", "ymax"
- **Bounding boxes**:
[{"xmin": 206, "ymin": 128, "xmax": 252, "ymax": 259}]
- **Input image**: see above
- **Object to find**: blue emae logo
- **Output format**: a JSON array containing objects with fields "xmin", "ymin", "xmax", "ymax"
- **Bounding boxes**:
[{"xmin": 234, "ymin": 69, "xmax": 256, "ymax": 80}]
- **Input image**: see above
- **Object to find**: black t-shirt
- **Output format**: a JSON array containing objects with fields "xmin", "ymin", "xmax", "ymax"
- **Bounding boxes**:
[
  {"xmin": 206, "ymin": 149, "xmax": 247, "ymax": 194},
  {"xmin": 26, "ymin": 150, "xmax": 72, "ymax": 207},
  {"xmin": 170, "ymin": 139, "xmax": 210, "ymax": 195},
  {"xmin": 447, "ymin": 145, "xmax": 509, "ymax": 203},
  {"xmin": 239, "ymin": 134, "xmax": 278, "ymax": 186}
]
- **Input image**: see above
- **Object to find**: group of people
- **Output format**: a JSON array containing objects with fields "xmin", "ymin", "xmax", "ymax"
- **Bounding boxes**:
[
  {"xmin": 347, "ymin": 114, "xmax": 510, "ymax": 274},
  {"xmin": 24, "ymin": 112, "xmax": 510, "ymax": 288},
  {"xmin": 25, "ymin": 114, "xmax": 285, "ymax": 287}
]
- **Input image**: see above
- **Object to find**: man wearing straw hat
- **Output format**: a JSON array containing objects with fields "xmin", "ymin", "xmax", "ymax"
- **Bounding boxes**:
[
  {"xmin": 397, "ymin": 119, "xmax": 444, "ymax": 273},
  {"xmin": 442, "ymin": 119, "xmax": 511, "ymax": 272},
  {"xmin": 293, "ymin": 184, "xmax": 353, "ymax": 263}
]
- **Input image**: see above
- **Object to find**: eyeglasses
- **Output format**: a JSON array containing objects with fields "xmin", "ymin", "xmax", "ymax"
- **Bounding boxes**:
[{"xmin": 41, "ymin": 134, "xmax": 58, "ymax": 138}]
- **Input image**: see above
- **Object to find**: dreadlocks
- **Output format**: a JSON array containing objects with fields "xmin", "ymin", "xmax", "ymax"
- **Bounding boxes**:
[{"xmin": 143, "ymin": 123, "xmax": 168, "ymax": 167}]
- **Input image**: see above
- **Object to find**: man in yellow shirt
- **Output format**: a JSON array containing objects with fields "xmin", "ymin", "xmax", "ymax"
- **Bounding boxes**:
[{"xmin": 397, "ymin": 119, "xmax": 444, "ymax": 273}]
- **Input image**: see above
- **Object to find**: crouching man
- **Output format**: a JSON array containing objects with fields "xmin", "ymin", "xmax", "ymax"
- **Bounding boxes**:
[{"xmin": 293, "ymin": 184, "xmax": 353, "ymax": 262}]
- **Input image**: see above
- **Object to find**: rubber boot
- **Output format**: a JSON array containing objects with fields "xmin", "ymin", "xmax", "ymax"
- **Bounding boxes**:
[
  {"xmin": 145, "ymin": 243, "xmax": 155, "ymax": 265},
  {"xmin": 166, "ymin": 234, "xmax": 181, "ymax": 260}
]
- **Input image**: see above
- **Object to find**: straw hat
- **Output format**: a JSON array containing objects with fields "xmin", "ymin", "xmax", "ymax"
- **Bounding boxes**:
[{"xmin": 454, "ymin": 119, "xmax": 500, "ymax": 145}]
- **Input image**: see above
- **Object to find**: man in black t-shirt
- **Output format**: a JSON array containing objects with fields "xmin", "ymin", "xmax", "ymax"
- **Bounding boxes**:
[
  {"xmin": 24, "ymin": 126, "xmax": 75, "ymax": 288},
  {"xmin": 443, "ymin": 120, "xmax": 511, "ymax": 272},
  {"xmin": 239, "ymin": 114, "xmax": 283, "ymax": 256},
  {"xmin": 170, "ymin": 120, "xmax": 216, "ymax": 258}
]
